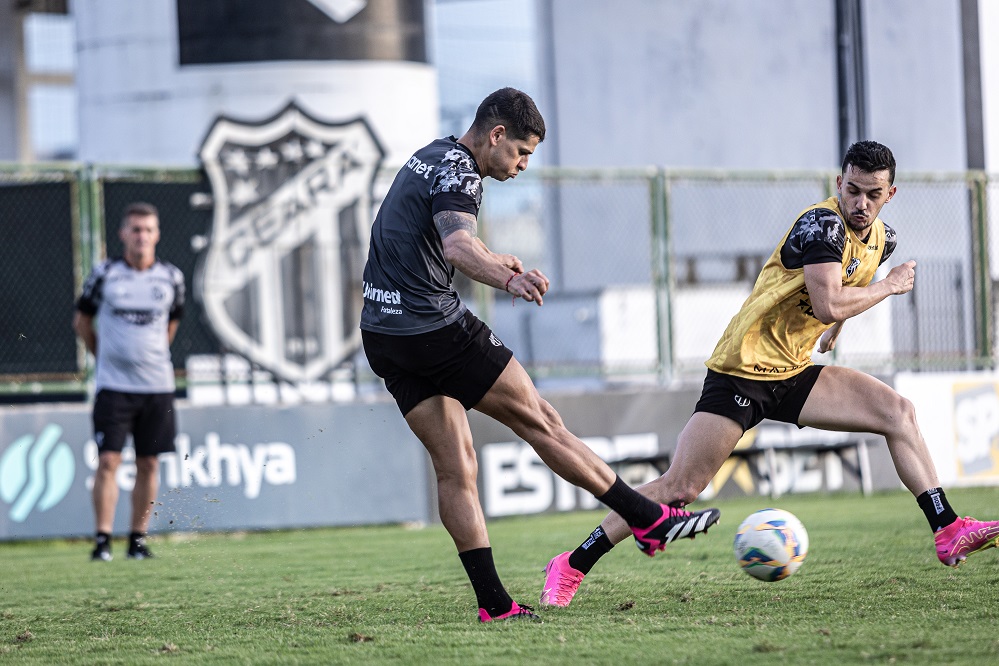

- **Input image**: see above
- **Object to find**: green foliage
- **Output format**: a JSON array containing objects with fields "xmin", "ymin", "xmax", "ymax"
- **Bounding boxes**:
[{"xmin": 2, "ymin": 488, "xmax": 999, "ymax": 664}]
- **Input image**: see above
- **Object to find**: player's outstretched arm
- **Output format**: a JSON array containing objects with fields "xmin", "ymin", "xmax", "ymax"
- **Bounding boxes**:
[
  {"xmin": 435, "ymin": 209, "xmax": 549, "ymax": 305},
  {"xmin": 804, "ymin": 259, "xmax": 916, "ymax": 324}
]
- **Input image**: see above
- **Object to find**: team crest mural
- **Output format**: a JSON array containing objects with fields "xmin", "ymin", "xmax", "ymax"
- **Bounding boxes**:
[{"xmin": 198, "ymin": 102, "xmax": 384, "ymax": 383}]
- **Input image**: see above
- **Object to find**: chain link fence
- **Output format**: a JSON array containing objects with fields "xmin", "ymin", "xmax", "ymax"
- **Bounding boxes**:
[
  {"xmin": 1, "ymin": 164, "xmax": 996, "ymax": 401},
  {"xmin": 474, "ymin": 168, "xmax": 996, "ymax": 383},
  {"xmin": 0, "ymin": 164, "xmax": 81, "ymax": 399}
]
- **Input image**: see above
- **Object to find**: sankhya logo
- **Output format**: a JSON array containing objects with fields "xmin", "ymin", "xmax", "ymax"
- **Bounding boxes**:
[
  {"xmin": 0, "ymin": 425, "xmax": 75, "ymax": 522},
  {"xmin": 198, "ymin": 101, "xmax": 384, "ymax": 383},
  {"xmin": 1, "ymin": 426, "xmax": 297, "ymax": 525},
  {"xmin": 79, "ymin": 433, "xmax": 297, "ymax": 500}
]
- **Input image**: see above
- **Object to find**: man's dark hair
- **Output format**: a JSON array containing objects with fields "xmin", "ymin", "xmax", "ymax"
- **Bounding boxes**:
[
  {"xmin": 122, "ymin": 202, "xmax": 159, "ymax": 226},
  {"xmin": 842, "ymin": 140, "xmax": 896, "ymax": 184},
  {"xmin": 471, "ymin": 87, "xmax": 546, "ymax": 142}
]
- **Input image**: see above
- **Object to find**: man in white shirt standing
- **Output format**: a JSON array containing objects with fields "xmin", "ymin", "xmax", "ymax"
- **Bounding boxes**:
[{"xmin": 74, "ymin": 202, "xmax": 185, "ymax": 561}]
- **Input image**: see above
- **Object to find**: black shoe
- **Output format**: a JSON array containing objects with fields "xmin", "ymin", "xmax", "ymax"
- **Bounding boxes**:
[
  {"xmin": 127, "ymin": 537, "xmax": 154, "ymax": 560},
  {"xmin": 91, "ymin": 542, "xmax": 113, "ymax": 562}
]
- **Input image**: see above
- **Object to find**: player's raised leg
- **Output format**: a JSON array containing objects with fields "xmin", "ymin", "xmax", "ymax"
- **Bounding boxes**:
[
  {"xmin": 798, "ymin": 365, "xmax": 999, "ymax": 567},
  {"xmin": 539, "ymin": 411, "xmax": 736, "ymax": 607},
  {"xmin": 475, "ymin": 357, "xmax": 721, "ymax": 557}
]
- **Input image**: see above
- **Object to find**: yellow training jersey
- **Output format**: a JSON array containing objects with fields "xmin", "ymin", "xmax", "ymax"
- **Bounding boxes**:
[{"xmin": 706, "ymin": 196, "xmax": 896, "ymax": 380}]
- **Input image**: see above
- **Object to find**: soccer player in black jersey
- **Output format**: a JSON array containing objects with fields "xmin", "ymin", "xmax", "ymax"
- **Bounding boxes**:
[
  {"xmin": 360, "ymin": 88, "xmax": 719, "ymax": 623},
  {"xmin": 539, "ymin": 140, "xmax": 999, "ymax": 609}
]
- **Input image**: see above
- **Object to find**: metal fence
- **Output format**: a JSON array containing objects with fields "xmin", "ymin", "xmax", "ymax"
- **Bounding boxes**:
[
  {"xmin": 477, "ymin": 168, "xmax": 997, "ymax": 383},
  {"xmin": 1, "ymin": 163, "xmax": 996, "ymax": 401}
]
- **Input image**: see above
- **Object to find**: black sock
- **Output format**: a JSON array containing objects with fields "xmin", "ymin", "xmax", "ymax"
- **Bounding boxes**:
[
  {"xmin": 596, "ymin": 476, "xmax": 661, "ymax": 528},
  {"xmin": 568, "ymin": 525, "xmax": 614, "ymax": 574},
  {"xmin": 95, "ymin": 532, "xmax": 111, "ymax": 548},
  {"xmin": 129, "ymin": 532, "xmax": 145, "ymax": 548},
  {"xmin": 916, "ymin": 487, "xmax": 959, "ymax": 533},
  {"xmin": 458, "ymin": 547, "xmax": 513, "ymax": 618}
]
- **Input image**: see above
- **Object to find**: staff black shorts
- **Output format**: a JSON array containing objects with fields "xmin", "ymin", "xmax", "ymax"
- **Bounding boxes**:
[
  {"xmin": 361, "ymin": 310, "xmax": 514, "ymax": 416},
  {"xmin": 693, "ymin": 366, "xmax": 825, "ymax": 432},
  {"xmin": 93, "ymin": 389, "xmax": 177, "ymax": 457}
]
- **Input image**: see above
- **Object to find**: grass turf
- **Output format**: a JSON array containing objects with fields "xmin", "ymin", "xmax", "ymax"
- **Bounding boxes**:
[{"xmin": 2, "ymin": 487, "xmax": 999, "ymax": 664}]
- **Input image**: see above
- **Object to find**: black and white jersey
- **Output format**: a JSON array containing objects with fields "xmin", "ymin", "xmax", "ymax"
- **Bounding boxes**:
[
  {"xmin": 360, "ymin": 136, "xmax": 483, "ymax": 335},
  {"xmin": 77, "ymin": 258, "xmax": 185, "ymax": 393}
]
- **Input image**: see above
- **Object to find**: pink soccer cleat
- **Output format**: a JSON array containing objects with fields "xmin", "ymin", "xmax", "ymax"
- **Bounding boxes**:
[
  {"xmin": 478, "ymin": 600, "xmax": 541, "ymax": 623},
  {"xmin": 935, "ymin": 516, "xmax": 999, "ymax": 567},
  {"xmin": 540, "ymin": 551, "xmax": 585, "ymax": 608},
  {"xmin": 631, "ymin": 504, "xmax": 721, "ymax": 557}
]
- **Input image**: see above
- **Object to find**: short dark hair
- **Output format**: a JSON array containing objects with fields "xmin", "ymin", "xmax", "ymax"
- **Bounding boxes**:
[
  {"xmin": 842, "ymin": 140, "xmax": 896, "ymax": 184},
  {"xmin": 122, "ymin": 202, "xmax": 159, "ymax": 225},
  {"xmin": 471, "ymin": 87, "xmax": 546, "ymax": 142}
]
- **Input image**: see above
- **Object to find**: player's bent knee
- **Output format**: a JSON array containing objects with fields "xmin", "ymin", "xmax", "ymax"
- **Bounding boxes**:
[
  {"xmin": 884, "ymin": 394, "xmax": 920, "ymax": 436},
  {"xmin": 434, "ymin": 461, "xmax": 478, "ymax": 487}
]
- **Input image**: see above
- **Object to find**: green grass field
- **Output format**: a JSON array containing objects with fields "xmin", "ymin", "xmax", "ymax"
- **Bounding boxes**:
[{"xmin": 2, "ymin": 487, "xmax": 999, "ymax": 665}]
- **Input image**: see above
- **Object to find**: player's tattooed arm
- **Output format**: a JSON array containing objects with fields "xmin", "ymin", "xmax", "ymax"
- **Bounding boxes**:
[
  {"xmin": 433, "ymin": 210, "xmax": 477, "ymax": 240},
  {"xmin": 435, "ymin": 209, "xmax": 547, "ymax": 305}
]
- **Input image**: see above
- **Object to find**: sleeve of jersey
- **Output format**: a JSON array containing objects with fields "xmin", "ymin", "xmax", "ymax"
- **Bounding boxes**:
[
  {"xmin": 430, "ymin": 163, "xmax": 482, "ymax": 217},
  {"xmin": 880, "ymin": 222, "xmax": 897, "ymax": 265},
  {"xmin": 799, "ymin": 208, "xmax": 847, "ymax": 265},
  {"xmin": 76, "ymin": 263, "xmax": 106, "ymax": 315}
]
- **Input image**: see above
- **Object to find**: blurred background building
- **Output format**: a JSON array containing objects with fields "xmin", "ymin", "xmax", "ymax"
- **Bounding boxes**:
[
  {"xmin": 2, "ymin": 0, "xmax": 999, "ymax": 395},
  {"xmin": 3, "ymin": 1, "xmax": 999, "ymax": 168}
]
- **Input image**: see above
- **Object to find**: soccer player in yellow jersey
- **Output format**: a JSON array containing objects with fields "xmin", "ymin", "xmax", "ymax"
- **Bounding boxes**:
[{"xmin": 539, "ymin": 141, "xmax": 999, "ymax": 608}]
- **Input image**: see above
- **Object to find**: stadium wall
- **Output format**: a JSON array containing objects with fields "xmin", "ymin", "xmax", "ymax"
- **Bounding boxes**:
[
  {"xmin": 0, "ymin": 387, "xmax": 903, "ymax": 541},
  {"xmin": 0, "ymin": 399, "xmax": 430, "ymax": 540}
]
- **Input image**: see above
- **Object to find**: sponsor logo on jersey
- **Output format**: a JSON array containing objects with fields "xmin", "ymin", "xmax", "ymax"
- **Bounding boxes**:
[
  {"xmin": 845, "ymin": 257, "xmax": 861, "ymax": 278},
  {"xmin": 753, "ymin": 362, "xmax": 807, "ymax": 374},
  {"xmin": 363, "ymin": 281, "xmax": 403, "ymax": 315},
  {"xmin": 198, "ymin": 102, "xmax": 384, "ymax": 382},
  {"xmin": 363, "ymin": 281, "xmax": 401, "ymax": 304},
  {"xmin": 489, "ymin": 333, "xmax": 503, "ymax": 347},
  {"xmin": 405, "ymin": 155, "xmax": 436, "ymax": 180},
  {"xmin": 112, "ymin": 308, "xmax": 160, "ymax": 327}
]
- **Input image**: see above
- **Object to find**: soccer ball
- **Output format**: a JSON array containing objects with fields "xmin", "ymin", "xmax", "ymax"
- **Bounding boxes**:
[{"xmin": 733, "ymin": 508, "xmax": 809, "ymax": 582}]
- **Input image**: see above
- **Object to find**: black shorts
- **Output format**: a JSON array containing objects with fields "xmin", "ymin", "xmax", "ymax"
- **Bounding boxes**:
[
  {"xmin": 693, "ymin": 366, "xmax": 824, "ymax": 432},
  {"xmin": 361, "ymin": 310, "xmax": 514, "ymax": 416},
  {"xmin": 93, "ymin": 389, "xmax": 177, "ymax": 457}
]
